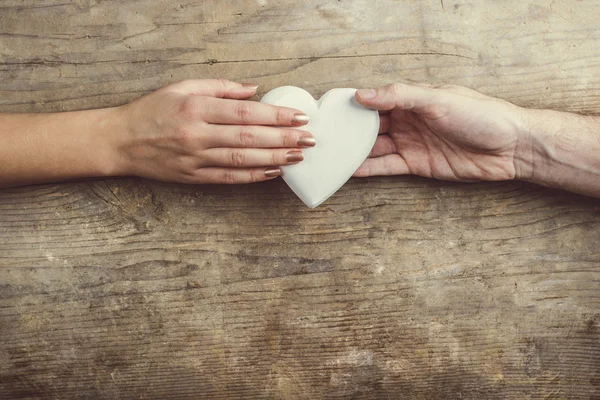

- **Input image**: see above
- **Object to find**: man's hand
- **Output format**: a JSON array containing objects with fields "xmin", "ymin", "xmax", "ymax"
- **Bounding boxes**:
[
  {"xmin": 354, "ymin": 83, "xmax": 530, "ymax": 182},
  {"xmin": 354, "ymin": 82, "xmax": 600, "ymax": 198}
]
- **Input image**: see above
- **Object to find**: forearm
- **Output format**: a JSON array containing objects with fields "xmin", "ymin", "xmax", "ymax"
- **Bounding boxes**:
[
  {"xmin": 518, "ymin": 109, "xmax": 600, "ymax": 198},
  {"xmin": 0, "ymin": 108, "xmax": 122, "ymax": 188}
]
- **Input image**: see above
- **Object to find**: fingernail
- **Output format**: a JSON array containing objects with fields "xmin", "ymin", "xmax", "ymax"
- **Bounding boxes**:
[
  {"xmin": 357, "ymin": 89, "xmax": 377, "ymax": 100},
  {"xmin": 286, "ymin": 150, "xmax": 304, "ymax": 163},
  {"xmin": 265, "ymin": 168, "xmax": 281, "ymax": 178},
  {"xmin": 297, "ymin": 137, "xmax": 316, "ymax": 147},
  {"xmin": 241, "ymin": 83, "xmax": 259, "ymax": 90},
  {"xmin": 291, "ymin": 114, "xmax": 310, "ymax": 126}
]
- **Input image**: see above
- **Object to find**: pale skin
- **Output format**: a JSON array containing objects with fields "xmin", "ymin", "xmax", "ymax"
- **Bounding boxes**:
[
  {"xmin": 354, "ymin": 83, "xmax": 600, "ymax": 199},
  {"xmin": 0, "ymin": 79, "xmax": 315, "ymax": 188},
  {"xmin": 1, "ymin": 80, "xmax": 599, "ymax": 199}
]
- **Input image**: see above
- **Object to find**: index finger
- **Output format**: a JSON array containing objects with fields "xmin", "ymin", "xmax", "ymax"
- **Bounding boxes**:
[
  {"xmin": 199, "ymin": 97, "xmax": 310, "ymax": 127},
  {"xmin": 355, "ymin": 83, "xmax": 436, "ymax": 114}
]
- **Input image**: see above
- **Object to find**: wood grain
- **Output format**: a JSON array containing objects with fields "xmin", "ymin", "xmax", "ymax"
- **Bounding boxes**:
[{"xmin": 1, "ymin": 1, "xmax": 600, "ymax": 399}]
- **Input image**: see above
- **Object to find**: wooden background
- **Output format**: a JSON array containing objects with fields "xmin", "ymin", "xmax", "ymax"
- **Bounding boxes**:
[{"xmin": 1, "ymin": 0, "xmax": 600, "ymax": 398}]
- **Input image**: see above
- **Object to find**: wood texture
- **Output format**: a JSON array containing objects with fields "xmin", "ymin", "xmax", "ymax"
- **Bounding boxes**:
[{"xmin": 1, "ymin": 1, "xmax": 600, "ymax": 399}]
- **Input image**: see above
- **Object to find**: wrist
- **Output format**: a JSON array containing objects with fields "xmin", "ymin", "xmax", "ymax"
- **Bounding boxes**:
[
  {"xmin": 514, "ymin": 107, "xmax": 570, "ymax": 183},
  {"xmin": 515, "ymin": 108, "xmax": 567, "ymax": 186},
  {"xmin": 513, "ymin": 108, "xmax": 545, "ymax": 182},
  {"xmin": 86, "ymin": 106, "xmax": 130, "ymax": 178},
  {"xmin": 514, "ymin": 108, "xmax": 600, "ymax": 197}
]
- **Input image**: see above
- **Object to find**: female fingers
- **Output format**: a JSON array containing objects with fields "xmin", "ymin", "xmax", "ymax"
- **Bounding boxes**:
[
  {"xmin": 204, "ymin": 125, "xmax": 315, "ymax": 149},
  {"xmin": 164, "ymin": 79, "xmax": 259, "ymax": 99},
  {"xmin": 193, "ymin": 167, "xmax": 282, "ymax": 184},
  {"xmin": 200, "ymin": 148, "xmax": 305, "ymax": 168},
  {"xmin": 188, "ymin": 167, "xmax": 283, "ymax": 184},
  {"xmin": 198, "ymin": 97, "xmax": 310, "ymax": 126}
]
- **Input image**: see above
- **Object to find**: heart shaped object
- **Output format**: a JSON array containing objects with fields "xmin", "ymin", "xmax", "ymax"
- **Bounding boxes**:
[{"xmin": 261, "ymin": 86, "xmax": 379, "ymax": 208}]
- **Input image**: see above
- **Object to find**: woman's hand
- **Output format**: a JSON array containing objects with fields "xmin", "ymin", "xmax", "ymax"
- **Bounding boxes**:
[
  {"xmin": 353, "ymin": 83, "xmax": 528, "ymax": 182},
  {"xmin": 112, "ymin": 79, "xmax": 315, "ymax": 184}
]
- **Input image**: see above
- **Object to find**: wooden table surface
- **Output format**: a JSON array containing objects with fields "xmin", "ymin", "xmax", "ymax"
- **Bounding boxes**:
[{"xmin": 1, "ymin": 1, "xmax": 599, "ymax": 399}]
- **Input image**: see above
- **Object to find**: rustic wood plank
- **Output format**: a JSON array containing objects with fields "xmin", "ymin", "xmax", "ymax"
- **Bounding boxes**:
[{"xmin": 1, "ymin": 1, "xmax": 600, "ymax": 399}]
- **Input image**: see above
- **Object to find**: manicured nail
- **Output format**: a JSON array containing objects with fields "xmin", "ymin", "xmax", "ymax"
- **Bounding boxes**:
[
  {"xmin": 242, "ymin": 83, "xmax": 259, "ymax": 90},
  {"xmin": 286, "ymin": 150, "xmax": 304, "ymax": 163},
  {"xmin": 357, "ymin": 89, "xmax": 377, "ymax": 100},
  {"xmin": 291, "ymin": 114, "xmax": 310, "ymax": 126},
  {"xmin": 265, "ymin": 168, "xmax": 281, "ymax": 178},
  {"xmin": 297, "ymin": 137, "xmax": 316, "ymax": 147}
]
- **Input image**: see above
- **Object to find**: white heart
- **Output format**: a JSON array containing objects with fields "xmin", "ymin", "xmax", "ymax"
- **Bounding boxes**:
[{"xmin": 261, "ymin": 86, "xmax": 379, "ymax": 208}]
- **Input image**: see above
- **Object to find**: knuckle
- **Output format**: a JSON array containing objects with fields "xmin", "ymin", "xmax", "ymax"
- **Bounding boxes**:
[
  {"xmin": 174, "ymin": 79, "xmax": 192, "ymax": 89},
  {"xmin": 271, "ymin": 151, "xmax": 281, "ymax": 165},
  {"xmin": 216, "ymin": 78, "xmax": 231, "ymax": 89},
  {"xmin": 281, "ymin": 129, "xmax": 296, "ymax": 146},
  {"xmin": 424, "ymin": 101, "xmax": 449, "ymax": 119},
  {"xmin": 222, "ymin": 170, "xmax": 238, "ymax": 184},
  {"xmin": 195, "ymin": 154, "xmax": 208, "ymax": 168},
  {"xmin": 249, "ymin": 169, "xmax": 262, "ymax": 183},
  {"xmin": 181, "ymin": 79, "xmax": 195, "ymax": 87},
  {"xmin": 175, "ymin": 126, "xmax": 195, "ymax": 145},
  {"xmin": 179, "ymin": 96, "xmax": 198, "ymax": 120},
  {"xmin": 180, "ymin": 166, "xmax": 197, "ymax": 179},
  {"xmin": 275, "ymin": 107, "xmax": 288, "ymax": 125},
  {"xmin": 389, "ymin": 83, "xmax": 403, "ymax": 95},
  {"xmin": 230, "ymin": 149, "xmax": 246, "ymax": 167},
  {"xmin": 238, "ymin": 128, "xmax": 257, "ymax": 147},
  {"xmin": 235, "ymin": 102, "xmax": 252, "ymax": 123}
]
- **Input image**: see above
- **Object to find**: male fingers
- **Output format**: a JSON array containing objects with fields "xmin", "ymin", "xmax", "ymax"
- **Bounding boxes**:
[
  {"xmin": 379, "ymin": 114, "xmax": 391, "ymax": 134},
  {"xmin": 368, "ymin": 135, "xmax": 397, "ymax": 158},
  {"xmin": 353, "ymin": 154, "xmax": 411, "ymax": 177},
  {"xmin": 355, "ymin": 83, "xmax": 437, "ymax": 114}
]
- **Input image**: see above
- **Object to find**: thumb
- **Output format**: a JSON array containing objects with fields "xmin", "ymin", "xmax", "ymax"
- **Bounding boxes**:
[
  {"xmin": 163, "ymin": 79, "xmax": 259, "ymax": 99},
  {"xmin": 356, "ymin": 83, "xmax": 435, "ymax": 114}
]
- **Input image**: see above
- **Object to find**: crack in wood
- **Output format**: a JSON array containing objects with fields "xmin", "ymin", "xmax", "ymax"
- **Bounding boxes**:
[{"xmin": 0, "ymin": 51, "xmax": 476, "ymax": 70}]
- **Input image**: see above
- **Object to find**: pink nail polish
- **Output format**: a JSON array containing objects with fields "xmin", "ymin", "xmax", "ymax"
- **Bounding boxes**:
[
  {"xmin": 286, "ymin": 150, "xmax": 304, "ymax": 163},
  {"xmin": 265, "ymin": 168, "xmax": 281, "ymax": 178}
]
